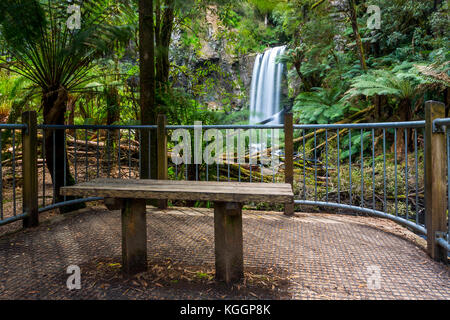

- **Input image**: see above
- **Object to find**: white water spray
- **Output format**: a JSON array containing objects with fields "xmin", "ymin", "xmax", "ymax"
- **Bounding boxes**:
[{"xmin": 249, "ymin": 46, "xmax": 286, "ymax": 125}]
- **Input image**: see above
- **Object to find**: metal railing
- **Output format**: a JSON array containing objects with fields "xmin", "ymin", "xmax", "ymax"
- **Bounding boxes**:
[
  {"xmin": 36, "ymin": 124, "xmax": 157, "ymax": 214},
  {"xmin": 292, "ymin": 121, "xmax": 427, "ymax": 235},
  {"xmin": 165, "ymin": 122, "xmax": 284, "ymax": 184},
  {"xmin": 0, "ymin": 124, "xmax": 27, "ymax": 225},
  {"xmin": 0, "ymin": 101, "xmax": 448, "ymax": 262}
]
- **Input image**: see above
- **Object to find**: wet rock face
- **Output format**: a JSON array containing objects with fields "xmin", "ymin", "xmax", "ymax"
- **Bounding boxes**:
[
  {"xmin": 170, "ymin": 40, "xmax": 256, "ymax": 112},
  {"xmin": 239, "ymin": 53, "xmax": 257, "ymax": 92},
  {"xmin": 169, "ymin": 8, "xmax": 257, "ymax": 113}
]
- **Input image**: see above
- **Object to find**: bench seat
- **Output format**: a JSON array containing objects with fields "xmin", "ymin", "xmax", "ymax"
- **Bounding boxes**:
[{"xmin": 61, "ymin": 178, "xmax": 294, "ymax": 284}]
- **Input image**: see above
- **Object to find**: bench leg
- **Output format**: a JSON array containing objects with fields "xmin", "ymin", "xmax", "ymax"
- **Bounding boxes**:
[
  {"xmin": 121, "ymin": 199, "xmax": 147, "ymax": 275},
  {"xmin": 214, "ymin": 202, "xmax": 244, "ymax": 284},
  {"xmin": 284, "ymin": 202, "xmax": 295, "ymax": 216}
]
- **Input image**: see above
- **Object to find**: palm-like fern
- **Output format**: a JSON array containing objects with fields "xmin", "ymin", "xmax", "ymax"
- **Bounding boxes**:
[
  {"xmin": 344, "ymin": 67, "xmax": 426, "ymax": 102},
  {"xmin": 0, "ymin": 0, "xmax": 132, "ymax": 97},
  {"xmin": 345, "ymin": 66, "xmax": 431, "ymax": 156},
  {"xmin": 294, "ymin": 87, "xmax": 347, "ymax": 124},
  {"xmin": 0, "ymin": 0, "xmax": 133, "ymax": 210},
  {"xmin": 414, "ymin": 62, "xmax": 450, "ymax": 92}
]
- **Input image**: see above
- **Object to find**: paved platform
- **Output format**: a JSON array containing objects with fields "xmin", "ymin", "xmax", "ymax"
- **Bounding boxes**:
[{"xmin": 0, "ymin": 206, "xmax": 449, "ymax": 300}]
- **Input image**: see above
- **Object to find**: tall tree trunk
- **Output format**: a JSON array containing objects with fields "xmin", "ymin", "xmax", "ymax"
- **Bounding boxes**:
[
  {"xmin": 105, "ymin": 86, "xmax": 120, "ymax": 168},
  {"xmin": 66, "ymin": 94, "xmax": 76, "ymax": 137},
  {"xmin": 348, "ymin": 0, "xmax": 367, "ymax": 71},
  {"xmin": 373, "ymin": 94, "xmax": 387, "ymax": 121},
  {"xmin": 139, "ymin": 0, "xmax": 157, "ymax": 180},
  {"xmin": 155, "ymin": 0, "xmax": 175, "ymax": 91},
  {"xmin": 43, "ymin": 87, "xmax": 84, "ymax": 213},
  {"xmin": 106, "ymin": 87, "xmax": 120, "ymax": 125}
]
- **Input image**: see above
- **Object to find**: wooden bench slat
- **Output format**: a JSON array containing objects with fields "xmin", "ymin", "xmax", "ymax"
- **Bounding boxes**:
[
  {"xmin": 61, "ymin": 189, "xmax": 293, "ymax": 203},
  {"xmin": 61, "ymin": 180, "xmax": 293, "ymax": 194},
  {"xmin": 61, "ymin": 179, "xmax": 294, "ymax": 204},
  {"xmin": 71, "ymin": 178, "xmax": 290, "ymax": 189}
]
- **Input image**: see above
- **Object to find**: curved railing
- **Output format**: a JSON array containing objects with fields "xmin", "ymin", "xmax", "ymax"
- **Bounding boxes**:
[
  {"xmin": 0, "ymin": 106, "xmax": 447, "ymax": 259},
  {"xmin": 292, "ymin": 121, "xmax": 427, "ymax": 236}
]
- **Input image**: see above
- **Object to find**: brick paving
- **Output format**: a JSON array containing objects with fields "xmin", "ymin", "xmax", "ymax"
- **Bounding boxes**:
[{"xmin": 0, "ymin": 206, "xmax": 448, "ymax": 300}]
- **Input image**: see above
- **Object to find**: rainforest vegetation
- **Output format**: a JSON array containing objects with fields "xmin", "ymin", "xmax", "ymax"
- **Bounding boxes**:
[
  {"xmin": 0, "ymin": 0, "xmax": 448, "ymax": 214},
  {"xmin": 0, "ymin": 0, "xmax": 448, "ymax": 127}
]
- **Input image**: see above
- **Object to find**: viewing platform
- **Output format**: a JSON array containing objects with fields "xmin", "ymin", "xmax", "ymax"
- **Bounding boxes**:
[{"xmin": 0, "ymin": 205, "xmax": 448, "ymax": 300}]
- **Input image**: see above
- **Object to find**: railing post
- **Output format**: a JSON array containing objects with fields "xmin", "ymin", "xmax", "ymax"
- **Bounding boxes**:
[
  {"xmin": 425, "ymin": 101, "xmax": 447, "ymax": 262},
  {"xmin": 284, "ymin": 112, "xmax": 294, "ymax": 216},
  {"xmin": 22, "ymin": 111, "xmax": 38, "ymax": 228},
  {"xmin": 157, "ymin": 114, "xmax": 168, "ymax": 209}
]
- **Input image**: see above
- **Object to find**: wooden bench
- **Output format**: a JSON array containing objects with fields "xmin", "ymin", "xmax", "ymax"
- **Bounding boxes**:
[{"xmin": 61, "ymin": 178, "xmax": 294, "ymax": 284}]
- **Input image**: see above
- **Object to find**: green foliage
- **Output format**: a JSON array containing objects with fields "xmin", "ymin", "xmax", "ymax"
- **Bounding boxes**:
[
  {"xmin": 217, "ymin": 1, "xmax": 288, "ymax": 55},
  {"xmin": 274, "ymin": 0, "xmax": 347, "ymax": 92},
  {"xmin": 0, "ymin": 0, "xmax": 133, "ymax": 93},
  {"xmin": 339, "ymin": 131, "xmax": 372, "ymax": 161},
  {"xmin": 158, "ymin": 87, "xmax": 223, "ymax": 126},
  {"xmin": 293, "ymin": 87, "xmax": 347, "ymax": 124},
  {"xmin": 249, "ymin": 0, "xmax": 283, "ymax": 14},
  {"xmin": 0, "ymin": 72, "xmax": 27, "ymax": 109},
  {"xmin": 345, "ymin": 66, "xmax": 428, "ymax": 101},
  {"xmin": 364, "ymin": 0, "xmax": 438, "ymax": 55},
  {"xmin": 0, "ymin": 0, "xmax": 447, "ymax": 129},
  {"xmin": 0, "ymin": 71, "xmax": 35, "ymax": 122}
]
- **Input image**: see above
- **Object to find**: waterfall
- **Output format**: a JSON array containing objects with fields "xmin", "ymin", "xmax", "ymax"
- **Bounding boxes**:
[{"xmin": 249, "ymin": 46, "xmax": 286, "ymax": 125}]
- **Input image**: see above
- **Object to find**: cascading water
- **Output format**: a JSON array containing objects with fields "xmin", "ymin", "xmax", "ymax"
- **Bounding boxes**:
[{"xmin": 249, "ymin": 46, "xmax": 286, "ymax": 125}]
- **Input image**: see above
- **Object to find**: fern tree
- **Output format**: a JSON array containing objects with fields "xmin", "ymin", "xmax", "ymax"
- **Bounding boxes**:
[
  {"xmin": 345, "ymin": 67, "xmax": 427, "ymax": 155},
  {"xmin": 0, "ymin": 0, "xmax": 131, "ymax": 210},
  {"xmin": 294, "ymin": 87, "xmax": 347, "ymax": 124}
]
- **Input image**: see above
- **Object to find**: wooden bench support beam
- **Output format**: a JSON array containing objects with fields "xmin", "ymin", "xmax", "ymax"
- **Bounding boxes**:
[
  {"xmin": 121, "ymin": 199, "xmax": 147, "ymax": 275},
  {"xmin": 284, "ymin": 112, "xmax": 295, "ymax": 216},
  {"xmin": 214, "ymin": 202, "xmax": 244, "ymax": 284}
]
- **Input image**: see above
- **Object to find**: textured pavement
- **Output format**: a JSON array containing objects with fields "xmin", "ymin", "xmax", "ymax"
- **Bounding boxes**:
[{"xmin": 0, "ymin": 206, "xmax": 449, "ymax": 300}]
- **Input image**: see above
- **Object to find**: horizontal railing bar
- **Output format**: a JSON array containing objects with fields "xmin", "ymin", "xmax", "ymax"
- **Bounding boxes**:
[
  {"xmin": 38, "ymin": 197, "xmax": 104, "ymax": 213},
  {"xmin": 27, "ymin": 122, "xmax": 431, "ymax": 131},
  {"xmin": 0, "ymin": 124, "xmax": 27, "ymax": 129},
  {"xmin": 432, "ymin": 118, "xmax": 450, "ymax": 127},
  {"xmin": 0, "ymin": 213, "xmax": 28, "ymax": 226},
  {"xmin": 294, "ymin": 200, "xmax": 427, "ymax": 236},
  {"xmin": 436, "ymin": 237, "xmax": 450, "ymax": 252},
  {"xmin": 38, "ymin": 124, "xmax": 284, "ymax": 130},
  {"xmin": 166, "ymin": 124, "xmax": 284, "ymax": 130},
  {"xmin": 38, "ymin": 125, "xmax": 157, "ymax": 130},
  {"xmin": 294, "ymin": 121, "xmax": 425, "ymax": 130}
]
